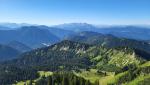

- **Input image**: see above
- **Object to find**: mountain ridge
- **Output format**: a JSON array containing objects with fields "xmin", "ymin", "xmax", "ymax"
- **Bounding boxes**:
[
  {"xmin": 0, "ymin": 40, "xmax": 150, "ymax": 84},
  {"xmin": 0, "ymin": 44, "xmax": 21, "ymax": 61},
  {"xmin": 66, "ymin": 31, "xmax": 150, "ymax": 54},
  {"xmin": 0, "ymin": 26, "xmax": 60, "ymax": 48}
]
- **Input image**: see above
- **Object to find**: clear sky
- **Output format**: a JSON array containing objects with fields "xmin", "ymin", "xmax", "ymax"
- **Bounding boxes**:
[{"xmin": 0, "ymin": 0, "xmax": 150, "ymax": 25}]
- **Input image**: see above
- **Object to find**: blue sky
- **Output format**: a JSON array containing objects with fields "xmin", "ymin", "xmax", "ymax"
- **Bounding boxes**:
[{"xmin": 0, "ymin": 0, "xmax": 150, "ymax": 25}]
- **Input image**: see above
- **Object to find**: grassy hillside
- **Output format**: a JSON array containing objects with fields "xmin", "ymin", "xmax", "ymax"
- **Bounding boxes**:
[
  {"xmin": 74, "ymin": 61, "xmax": 150, "ymax": 85},
  {"xmin": 86, "ymin": 46, "xmax": 145, "ymax": 72}
]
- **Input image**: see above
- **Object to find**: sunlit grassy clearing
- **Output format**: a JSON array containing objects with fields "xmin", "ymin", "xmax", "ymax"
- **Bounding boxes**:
[
  {"xmin": 99, "ymin": 71, "xmax": 128, "ymax": 85},
  {"xmin": 74, "ymin": 69, "xmax": 102, "ymax": 83},
  {"xmin": 140, "ymin": 61, "xmax": 150, "ymax": 67}
]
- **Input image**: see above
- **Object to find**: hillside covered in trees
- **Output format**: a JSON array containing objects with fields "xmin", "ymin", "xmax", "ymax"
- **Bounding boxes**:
[{"xmin": 0, "ymin": 40, "xmax": 149, "ymax": 85}]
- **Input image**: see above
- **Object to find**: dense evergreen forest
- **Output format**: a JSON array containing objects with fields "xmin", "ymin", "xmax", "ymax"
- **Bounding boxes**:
[
  {"xmin": 0, "ymin": 40, "xmax": 149, "ymax": 85},
  {"xmin": 35, "ymin": 72, "xmax": 93, "ymax": 85}
]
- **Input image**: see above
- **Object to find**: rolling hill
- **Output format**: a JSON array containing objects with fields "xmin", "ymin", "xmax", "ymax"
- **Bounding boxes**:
[
  {"xmin": 37, "ymin": 25, "xmax": 76, "ymax": 40},
  {"xmin": 97, "ymin": 26, "xmax": 150, "ymax": 40},
  {"xmin": 7, "ymin": 41, "xmax": 31, "ymax": 52},
  {"xmin": 0, "ymin": 44, "xmax": 21, "ymax": 61}
]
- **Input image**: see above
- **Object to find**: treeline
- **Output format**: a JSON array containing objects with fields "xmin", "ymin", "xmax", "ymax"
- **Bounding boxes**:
[
  {"xmin": 0, "ymin": 65, "xmax": 39, "ymax": 84},
  {"xmin": 35, "ymin": 72, "xmax": 96, "ymax": 85}
]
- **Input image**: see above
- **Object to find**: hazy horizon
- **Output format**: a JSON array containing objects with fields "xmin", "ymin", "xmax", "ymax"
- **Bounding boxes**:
[
  {"xmin": 0, "ymin": 0, "xmax": 150, "ymax": 25},
  {"xmin": 1, "ymin": 22, "xmax": 150, "ymax": 27}
]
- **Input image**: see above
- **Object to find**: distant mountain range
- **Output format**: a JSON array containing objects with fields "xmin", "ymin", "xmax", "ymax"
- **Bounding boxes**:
[
  {"xmin": 37, "ymin": 25, "xmax": 76, "ymax": 39},
  {"xmin": 0, "ymin": 26, "xmax": 60, "ymax": 48},
  {"xmin": 1, "ymin": 22, "xmax": 150, "ymax": 41},
  {"xmin": 97, "ymin": 26, "xmax": 150, "ymax": 40},
  {"xmin": 0, "ymin": 22, "xmax": 36, "ymax": 29},
  {"xmin": 54, "ymin": 23, "xmax": 98, "ymax": 32},
  {"xmin": 53, "ymin": 23, "xmax": 150, "ymax": 41}
]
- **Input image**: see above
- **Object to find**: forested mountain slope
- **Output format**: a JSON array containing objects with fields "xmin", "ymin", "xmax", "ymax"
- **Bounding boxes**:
[{"xmin": 0, "ymin": 40, "xmax": 150, "ymax": 84}]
